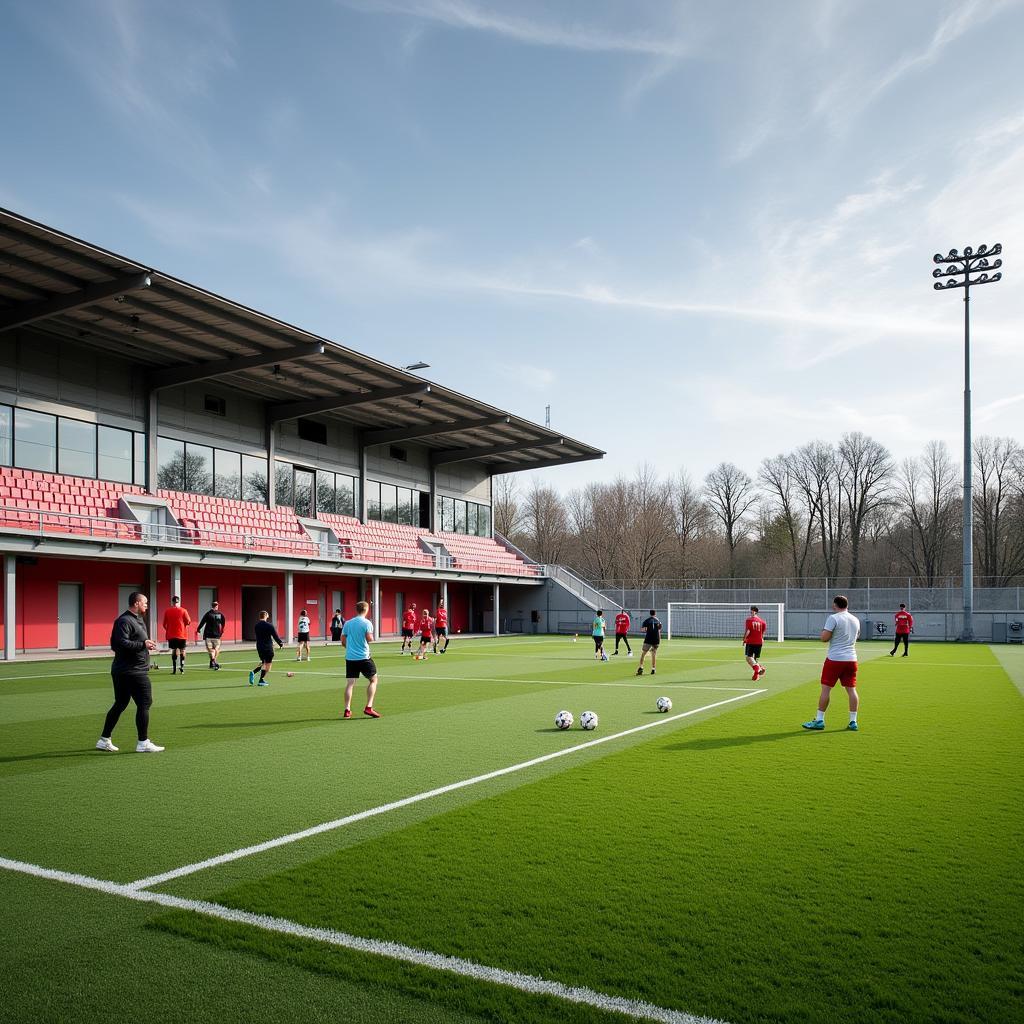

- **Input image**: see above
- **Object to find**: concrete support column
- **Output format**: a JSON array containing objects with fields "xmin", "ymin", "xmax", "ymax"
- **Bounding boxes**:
[
  {"xmin": 4, "ymin": 554, "xmax": 16, "ymax": 661},
  {"xmin": 145, "ymin": 390, "xmax": 159, "ymax": 494},
  {"xmin": 371, "ymin": 577, "xmax": 381, "ymax": 635},
  {"xmin": 359, "ymin": 446, "xmax": 368, "ymax": 524},
  {"xmin": 265, "ymin": 417, "xmax": 276, "ymax": 509},
  {"xmin": 493, "ymin": 582, "xmax": 500, "ymax": 636},
  {"xmin": 429, "ymin": 467, "xmax": 437, "ymax": 533},
  {"xmin": 285, "ymin": 571, "xmax": 294, "ymax": 643},
  {"xmin": 440, "ymin": 579, "xmax": 449, "ymax": 610},
  {"xmin": 170, "ymin": 564, "xmax": 182, "ymax": 601}
]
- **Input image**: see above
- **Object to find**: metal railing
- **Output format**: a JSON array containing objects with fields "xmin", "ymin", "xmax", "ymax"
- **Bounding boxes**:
[{"xmin": 0, "ymin": 504, "xmax": 544, "ymax": 577}]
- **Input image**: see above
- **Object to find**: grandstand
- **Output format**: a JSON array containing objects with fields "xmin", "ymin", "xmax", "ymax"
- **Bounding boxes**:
[{"xmin": 0, "ymin": 208, "xmax": 602, "ymax": 656}]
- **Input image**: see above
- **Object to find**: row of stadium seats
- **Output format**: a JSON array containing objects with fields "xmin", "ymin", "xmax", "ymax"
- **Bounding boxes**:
[{"xmin": 0, "ymin": 467, "xmax": 537, "ymax": 574}]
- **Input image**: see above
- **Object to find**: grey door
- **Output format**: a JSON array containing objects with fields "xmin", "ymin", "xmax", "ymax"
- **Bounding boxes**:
[
  {"xmin": 118, "ymin": 584, "xmax": 144, "ymax": 612},
  {"xmin": 198, "ymin": 587, "xmax": 217, "ymax": 614},
  {"xmin": 57, "ymin": 583, "xmax": 82, "ymax": 650}
]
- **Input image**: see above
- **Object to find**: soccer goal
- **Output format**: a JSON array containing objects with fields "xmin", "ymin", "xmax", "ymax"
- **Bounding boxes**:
[{"xmin": 667, "ymin": 602, "xmax": 785, "ymax": 642}]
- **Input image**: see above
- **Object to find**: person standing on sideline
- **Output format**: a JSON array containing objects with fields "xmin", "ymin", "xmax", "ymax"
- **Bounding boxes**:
[
  {"xmin": 330, "ymin": 609, "xmax": 344, "ymax": 644},
  {"xmin": 433, "ymin": 599, "xmax": 450, "ymax": 654},
  {"xmin": 743, "ymin": 605, "xmax": 768, "ymax": 681},
  {"xmin": 195, "ymin": 599, "xmax": 226, "ymax": 670},
  {"xmin": 342, "ymin": 600, "xmax": 380, "ymax": 718},
  {"xmin": 417, "ymin": 607, "xmax": 434, "ymax": 657},
  {"xmin": 804, "ymin": 595, "xmax": 861, "ymax": 732},
  {"xmin": 163, "ymin": 595, "xmax": 191, "ymax": 675},
  {"xmin": 592, "ymin": 610, "xmax": 607, "ymax": 659},
  {"xmin": 891, "ymin": 603, "xmax": 914, "ymax": 657},
  {"xmin": 613, "ymin": 609, "xmax": 632, "ymax": 656},
  {"xmin": 400, "ymin": 603, "xmax": 417, "ymax": 654},
  {"xmin": 96, "ymin": 591, "xmax": 163, "ymax": 753},
  {"xmin": 636, "ymin": 610, "xmax": 662, "ymax": 676},
  {"xmin": 249, "ymin": 611, "xmax": 284, "ymax": 687},
  {"xmin": 296, "ymin": 608, "xmax": 312, "ymax": 662}
]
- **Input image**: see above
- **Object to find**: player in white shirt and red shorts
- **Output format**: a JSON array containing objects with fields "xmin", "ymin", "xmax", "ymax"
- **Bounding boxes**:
[
  {"xmin": 803, "ymin": 595, "xmax": 861, "ymax": 732},
  {"xmin": 743, "ymin": 606, "xmax": 767, "ymax": 681}
]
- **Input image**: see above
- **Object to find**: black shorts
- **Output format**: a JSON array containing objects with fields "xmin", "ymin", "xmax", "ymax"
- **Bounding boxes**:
[
  {"xmin": 420, "ymin": 634, "xmax": 432, "ymax": 643},
  {"xmin": 346, "ymin": 658, "xmax": 377, "ymax": 680},
  {"xmin": 331, "ymin": 629, "xmax": 343, "ymax": 642},
  {"xmin": 401, "ymin": 628, "xmax": 414, "ymax": 638},
  {"xmin": 257, "ymin": 647, "xmax": 275, "ymax": 664},
  {"xmin": 745, "ymin": 643, "xmax": 763, "ymax": 658},
  {"xmin": 167, "ymin": 638, "xmax": 186, "ymax": 651},
  {"xmin": 435, "ymin": 626, "xmax": 448, "ymax": 637},
  {"xmin": 593, "ymin": 636, "xmax": 604, "ymax": 649},
  {"xmin": 297, "ymin": 631, "xmax": 310, "ymax": 643}
]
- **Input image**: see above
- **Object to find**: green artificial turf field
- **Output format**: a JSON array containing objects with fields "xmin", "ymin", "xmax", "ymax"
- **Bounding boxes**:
[{"xmin": 1, "ymin": 636, "xmax": 1021, "ymax": 1023}]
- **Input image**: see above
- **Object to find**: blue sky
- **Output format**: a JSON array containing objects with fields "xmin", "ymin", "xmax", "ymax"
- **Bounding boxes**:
[{"xmin": 1, "ymin": 0, "xmax": 1022, "ymax": 491}]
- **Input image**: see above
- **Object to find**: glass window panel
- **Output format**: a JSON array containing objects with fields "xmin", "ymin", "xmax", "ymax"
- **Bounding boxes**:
[
  {"xmin": 214, "ymin": 449, "xmax": 241, "ymax": 499},
  {"xmin": 366, "ymin": 480, "xmax": 381, "ymax": 520},
  {"xmin": 97, "ymin": 425, "xmax": 133, "ymax": 483},
  {"xmin": 59, "ymin": 418, "xmax": 96, "ymax": 478},
  {"xmin": 0, "ymin": 405, "xmax": 11, "ymax": 466},
  {"xmin": 477, "ymin": 504, "xmax": 490, "ymax": 537},
  {"xmin": 380, "ymin": 483, "xmax": 397, "ymax": 523},
  {"xmin": 14, "ymin": 408, "xmax": 57, "ymax": 473},
  {"xmin": 441, "ymin": 496, "xmax": 455, "ymax": 532},
  {"xmin": 275, "ymin": 461, "xmax": 293, "ymax": 507},
  {"xmin": 184, "ymin": 443, "xmax": 214, "ymax": 496},
  {"xmin": 242, "ymin": 455, "xmax": 268, "ymax": 503},
  {"xmin": 316, "ymin": 470, "xmax": 335, "ymax": 515},
  {"xmin": 134, "ymin": 432, "xmax": 146, "ymax": 485},
  {"xmin": 294, "ymin": 468, "xmax": 314, "ymax": 517},
  {"xmin": 157, "ymin": 436, "xmax": 184, "ymax": 490},
  {"xmin": 336, "ymin": 475, "xmax": 355, "ymax": 517},
  {"xmin": 466, "ymin": 502, "xmax": 478, "ymax": 536},
  {"xmin": 455, "ymin": 499, "xmax": 468, "ymax": 534},
  {"xmin": 397, "ymin": 488, "xmax": 413, "ymax": 526},
  {"xmin": 418, "ymin": 491, "xmax": 431, "ymax": 529}
]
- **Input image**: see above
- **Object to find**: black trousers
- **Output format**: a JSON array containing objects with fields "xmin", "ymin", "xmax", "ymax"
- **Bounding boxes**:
[
  {"xmin": 614, "ymin": 633, "xmax": 632, "ymax": 653},
  {"xmin": 102, "ymin": 671, "xmax": 152, "ymax": 741},
  {"xmin": 891, "ymin": 633, "xmax": 910, "ymax": 655}
]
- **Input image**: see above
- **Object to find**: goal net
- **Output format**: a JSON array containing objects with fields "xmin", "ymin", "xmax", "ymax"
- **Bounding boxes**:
[{"xmin": 667, "ymin": 602, "xmax": 785, "ymax": 642}]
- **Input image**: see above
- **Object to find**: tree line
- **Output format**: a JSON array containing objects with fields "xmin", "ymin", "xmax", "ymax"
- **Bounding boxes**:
[{"xmin": 495, "ymin": 433, "xmax": 1024, "ymax": 587}]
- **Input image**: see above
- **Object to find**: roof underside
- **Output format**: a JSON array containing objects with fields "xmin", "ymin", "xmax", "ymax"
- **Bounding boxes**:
[{"xmin": 0, "ymin": 208, "xmax": 603, "ymax": 472}]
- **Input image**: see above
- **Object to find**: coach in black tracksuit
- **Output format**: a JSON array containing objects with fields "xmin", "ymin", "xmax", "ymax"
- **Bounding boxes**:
[{"xmin": 96, "ymin": 591, "xmax": 162, "ymax": 753}]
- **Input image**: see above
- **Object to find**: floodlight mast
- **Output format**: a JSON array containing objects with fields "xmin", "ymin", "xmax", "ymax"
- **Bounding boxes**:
[{"xmin": 932, "ymin": 243, "xmax": 1003, "ymax": 642}]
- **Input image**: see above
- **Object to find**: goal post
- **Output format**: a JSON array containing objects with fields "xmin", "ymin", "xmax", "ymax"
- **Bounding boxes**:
[{"xmin": 667, "ymin": 602, "xmax": 785, "ymax": 642}]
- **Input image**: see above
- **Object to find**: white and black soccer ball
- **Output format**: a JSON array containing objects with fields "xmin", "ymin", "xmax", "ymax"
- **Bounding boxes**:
[
  {"xmin": 555, "ymin": 710, "xmax": 574, "ymax": 730},
  {"xmin": 656, "ymin": 696, "xmax": 672, "ymax": 713},
  {"xmin": 580, "ymin": 710, "xmax": 598, "ymax": 731}
]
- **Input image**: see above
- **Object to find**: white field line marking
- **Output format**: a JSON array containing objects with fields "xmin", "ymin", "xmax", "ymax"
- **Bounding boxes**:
[
  {"xmin": 0, "ymin": 857, "xmax": 730, "ymax": 1024},
  {"xmin": 129, "ymin": 690, "xmax": 766, "ymax": 891},
  {"xmin": 384, "ymin": 673, "xmax": 759, "ymax": 692}
]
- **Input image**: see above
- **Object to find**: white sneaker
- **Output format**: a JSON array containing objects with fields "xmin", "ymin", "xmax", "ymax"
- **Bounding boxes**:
[
  {"xmin": 95, "ymin": 737, "xmax": 118, "ymax": 752},
  {"xmin": 136, "ymin": 739, "xmax": 165, "ymax": 753}
]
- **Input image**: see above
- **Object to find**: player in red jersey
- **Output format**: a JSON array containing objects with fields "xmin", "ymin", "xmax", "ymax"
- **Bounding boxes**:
[
  {"xmin": 743, "ymin": 605, "xmax": 768, "ymax": 681},
  {"xmin": 890, "ymin": 603, "xmax": 913, "ymax": 657},
  {"xmin": 433, "ymin": 600, "xmax": 450, "ymax": 654},
  {"xmin": 612, "ymin": 609, "xmax": 632, "ymax": 656},
  {"xmin": 400, "ymin": 603, "xmax": 417, "ymax": 654},
  {"xmin": 163, "ymin": 595, "xmax": 192, "ymax": 675},
  {"xmin": 417, "ymin": 608, "xmax": 434, "ymax": 656}
]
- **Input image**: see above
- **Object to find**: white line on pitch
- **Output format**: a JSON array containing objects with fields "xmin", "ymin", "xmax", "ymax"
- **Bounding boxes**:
[
  {"xmin": 0, "ymin": 856, "xmax": 730, "ymax": 1024},
  {"xmin": 128, "ymin": 690, "xmax": 766, "ymax": 890}
]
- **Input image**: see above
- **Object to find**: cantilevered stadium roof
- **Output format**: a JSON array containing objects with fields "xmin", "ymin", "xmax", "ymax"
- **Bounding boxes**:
[{"xmin": 0, "ymin": 208, "xmax": 603, "ymax": 473}]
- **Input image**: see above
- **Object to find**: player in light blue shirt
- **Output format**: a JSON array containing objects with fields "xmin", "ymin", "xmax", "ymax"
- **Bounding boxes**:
[
  {"xmin": 341, "ymin": 600, "xmax": 380, "ymax": 719},
  {"xmin": 803, "ymin": 595, "xmax": 861, "ymax": 732}
]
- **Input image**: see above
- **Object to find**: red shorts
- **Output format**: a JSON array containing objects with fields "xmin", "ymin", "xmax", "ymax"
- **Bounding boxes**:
[{"xmin": 821, "ymin": 658, "xmax": 858, "ymax": 688}]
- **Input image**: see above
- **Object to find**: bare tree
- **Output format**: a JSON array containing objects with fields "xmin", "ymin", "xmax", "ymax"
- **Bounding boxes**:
[
  {"xmin": 619, "ymin": 465, "xmax": 673, "ymax": 588},
  {"xmin": 521, "ymin": 481, "xmax": 569, "ymax": 566},
  {"xmin": 759, "ymin": 452, "xmax": 816, "ymax": 579},
  {"xmin": 668, "ymin": 469, "xmax": 708, "ymax": 578},
  {"xmin": 973, "ymin": 436, "xmax": 1024, "ymax": 584},
  {"xmin": 838, "ymin": 432, "xmax": 893, "ymax": 584},
  {"xmin": 793, "ymin": 441, "xmax": 846, "ymax": 580},
  {"xmin": 703, "ymin": 462, "xmax": 757, "ymax": 578},
  {"xmin": 492, "ymin": 475, "xmax": 523, "ymax": 540}
]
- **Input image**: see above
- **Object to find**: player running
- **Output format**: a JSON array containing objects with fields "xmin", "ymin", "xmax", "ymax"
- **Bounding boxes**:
[
  {"xmin": 803, "ymin": 595, "xmax": 861, "ymax": 731},
  {"xmin": 400, "ymin": 603, "xmax": 417, "ymax": 654},
  {"xmin": 612, "ymin": 609, "xmax": 632, "ymax": 656},
  {"xmin": 195, "ymin": 599, "xmax": 226, "ymax": 670},
  {"xmin": 433, "ymin": 599, "xmax": 450, "ymax": 653},
  {"xmin": 636, "ymin": 610, "xmax": 661, "ymax": 676},
  {"xmin": 743, "ymin": 605, "xmax": 768, "ymax": 681},
  {"xmin": 163, "ymin": 595, "xmax": 191, "ymax": 675},
  {"xmin": 890, "ymin": 603, "xmax": 913, "ymax": 657},
  {"xmin": 249, "ymin": 611, "xmax": 284, "ymax": 687},
  {"xmin": 341, "ymin": 600, "xmax": 380, "ymax": 718},
  {"xmin": 417, "ymin": 608, "xmax": 434, "ymax": 656}
]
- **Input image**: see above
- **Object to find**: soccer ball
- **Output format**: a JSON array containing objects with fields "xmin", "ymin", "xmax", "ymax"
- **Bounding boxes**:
[
  {"xmin": 580, "ymin": 710, "xmax": 598, "ymax": 731},
  {"xmin": 286, "ymin": 671, "xmax": 294, "ymax": 678},
  {"xmin": 555, "ymin": 710, "xmax": 574, "ymax": 730},
  {"xmin": 656, "ymin": 696, "xmax": 672, "ymax": 713}
]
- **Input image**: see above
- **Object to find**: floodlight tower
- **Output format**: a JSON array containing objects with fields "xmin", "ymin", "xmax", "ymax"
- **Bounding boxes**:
[{"xmin": 932, "ymin": 243, "xmax": 1003, "ymax": 642}]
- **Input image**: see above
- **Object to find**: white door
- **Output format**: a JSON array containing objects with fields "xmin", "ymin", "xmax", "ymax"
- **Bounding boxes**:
[{"xmin": 57, "ymin": 583, "xmax": 82, "ymax": 650}]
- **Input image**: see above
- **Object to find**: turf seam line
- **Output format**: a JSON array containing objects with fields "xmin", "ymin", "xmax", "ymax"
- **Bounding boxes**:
[
  {"xmin": 0, "ymin": 855, "xmax": 731, "ymax": 1024},
  {"xmin": 128, "ymin": 690, "xmax": 766, "ymax": 890}
]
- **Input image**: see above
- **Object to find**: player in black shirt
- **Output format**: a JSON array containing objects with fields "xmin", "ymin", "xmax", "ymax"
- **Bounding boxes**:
[
  {"xmin": 636, "ymin": 609, "xmax": 662, "ymax": 677},
  {"xmin": 249, "ymin": 611, "xmax": 284, "ymax": 687},
  {"xmin": 196, "ymin": 600, "xmax": 226, "ymax": 670}
]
